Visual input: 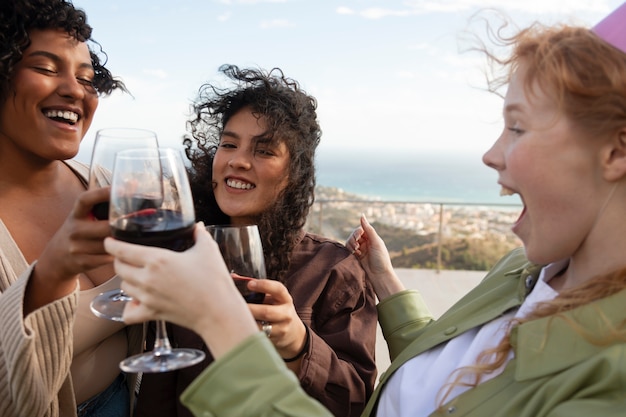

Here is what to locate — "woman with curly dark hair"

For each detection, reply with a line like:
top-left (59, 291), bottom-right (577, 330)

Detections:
top-left (0, 1), bottom-right (140, 417)
top-left (134, 65), bottom-right (378, 417)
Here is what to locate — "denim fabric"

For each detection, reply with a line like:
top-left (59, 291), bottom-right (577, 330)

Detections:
top-left (77, 373), bottom-right (129, 417)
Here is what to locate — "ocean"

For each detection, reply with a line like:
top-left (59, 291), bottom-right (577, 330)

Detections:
top-left (315, 148), bottom-right (521, 206)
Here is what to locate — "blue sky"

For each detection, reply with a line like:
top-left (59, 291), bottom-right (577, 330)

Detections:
top-left (72, 0), bottom-right (624, 163)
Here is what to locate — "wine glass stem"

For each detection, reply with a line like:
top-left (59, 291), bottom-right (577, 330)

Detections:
top-left (153, 320), bottom-right (173, 357)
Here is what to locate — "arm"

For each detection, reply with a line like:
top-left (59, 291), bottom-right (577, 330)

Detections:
top-left (25, 186), bottom-right (113, 314)
top-left (181, 333), bottom-right (332, 417)
top-left (105, 224), bottom-right (334, 417)
top-left (376, 290), bottom-right (434, 360)
top-left (298, 263), bottom-right (377, 417)
top-left (0, 268), bottom-right (78, 417)
top-left (247, 237), bottom-right (377, 417)
top-left (0, 186), bottom-right (112, 417)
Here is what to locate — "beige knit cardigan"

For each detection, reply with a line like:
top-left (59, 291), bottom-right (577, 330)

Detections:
top-left (0, 160), bottom-right (143, 417)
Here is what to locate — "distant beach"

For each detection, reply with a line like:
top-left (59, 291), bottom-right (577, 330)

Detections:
top-left (315, 148), bottom-right (522, 206)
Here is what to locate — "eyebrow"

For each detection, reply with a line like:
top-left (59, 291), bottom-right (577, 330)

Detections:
top-left (503, 103), bottom-right (524, 114)
top-left (26, 50), bottom-right (94, 71)
top-left (221, 129), bottom-right (271, 143)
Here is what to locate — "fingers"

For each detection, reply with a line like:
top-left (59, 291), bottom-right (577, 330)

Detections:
top-left (104, 237), bottom-right (152, 267)
top-left (122, 298), bottom-right (155, 324)
top-left (248, 279), bottom-right (291, 305)
top-left (360, 213), bottom-right (373, 231)
top-left (74, 187), bottom-right (110, 219)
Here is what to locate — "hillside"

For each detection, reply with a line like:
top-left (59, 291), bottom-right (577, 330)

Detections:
top-left (306, 186), bottom-right (522, 271)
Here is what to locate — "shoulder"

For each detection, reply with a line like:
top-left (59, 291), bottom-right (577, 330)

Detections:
top-left (64, 159), bottom-right (89, 181)
top-left (295, 232), bottom-right (357, 267)
top-left (288, 232), bottom-right (367, 289)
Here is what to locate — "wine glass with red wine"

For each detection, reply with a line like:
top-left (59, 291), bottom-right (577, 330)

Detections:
top-left (89, 128), bottom-right (158, 321)
top-left (106, 147), bottom-right (205, 373)
top-left (205, 225), bottom-right (267, 304)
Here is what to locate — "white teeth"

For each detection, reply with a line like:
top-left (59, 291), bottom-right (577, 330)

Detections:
top-left (44, 109), bottom-right (78, 123)
top-left (500, 186), bottom-right (515, 196)
top-left (226, 179), bottom-right (254, 190)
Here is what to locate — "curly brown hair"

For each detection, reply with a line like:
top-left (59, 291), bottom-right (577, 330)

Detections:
top-left (184, 64), bottom-right (321, 282)
top-left (0, 0), bottom-right (125, 102)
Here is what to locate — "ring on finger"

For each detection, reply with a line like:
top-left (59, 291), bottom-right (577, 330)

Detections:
top-left (262, 321), bottom-right (272, 337)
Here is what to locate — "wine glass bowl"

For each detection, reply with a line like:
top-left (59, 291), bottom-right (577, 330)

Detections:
top-left (107, 147), bottom-right (205, 373)
top-left (88, 128), bottom-right (159, 220)
top-left (206, 224), bottom-right (267, 304)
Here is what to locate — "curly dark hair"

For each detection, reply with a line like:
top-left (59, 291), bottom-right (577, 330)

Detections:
top-left (0, 0), bottom-right (125, 102)
top-left (184, 64), bottom-right (321, 282)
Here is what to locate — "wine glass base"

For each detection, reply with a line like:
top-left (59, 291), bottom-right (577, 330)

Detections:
top-left (120, 348), bottom-right (206, 373)
top-left (90, 289), bottom-right (131, 322)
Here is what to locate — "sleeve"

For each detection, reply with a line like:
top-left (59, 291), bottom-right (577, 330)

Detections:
top-left (296, 257), bottom-right (378, 417)
top-left (547, 399), bottom-right (626, 417)
top-left (0, 265), bottom-right (78, 417)
top-left (377, 289), bottom-right (434, 360)
top-left (181, 332), bottom-right (332, 417)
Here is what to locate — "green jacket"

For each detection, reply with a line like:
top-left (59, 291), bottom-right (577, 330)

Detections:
top-left (181, 248), bottom-right (626, 416)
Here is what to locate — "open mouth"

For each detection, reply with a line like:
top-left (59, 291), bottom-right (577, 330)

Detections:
top-left (226, 178), bottom-right (255, 190)
top-left (44, 109), bottom-right (79, 125)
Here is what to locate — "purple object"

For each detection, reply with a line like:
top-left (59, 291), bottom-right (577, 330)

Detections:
top-left (592, 2), bottom-right (626, 54)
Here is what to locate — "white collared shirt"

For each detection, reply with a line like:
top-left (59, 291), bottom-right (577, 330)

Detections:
top-left (376, 261), bottom-right (563, 417)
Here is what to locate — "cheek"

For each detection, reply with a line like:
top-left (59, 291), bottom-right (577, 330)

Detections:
top-left (82, 95), bottom-right (99, 129)
top-left (212, 152), bottom-right (226, 172)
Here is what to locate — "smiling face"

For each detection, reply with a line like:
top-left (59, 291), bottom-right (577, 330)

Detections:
top-left (212, 106), bottom-right (290, 225)
top-left (482, 61), bottom-right (609, 265)
top-left (0, 29), bottom-right (98, 162)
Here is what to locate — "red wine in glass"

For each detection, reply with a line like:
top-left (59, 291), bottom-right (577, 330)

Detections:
top-left (111, 208), bottom-right (194, 252)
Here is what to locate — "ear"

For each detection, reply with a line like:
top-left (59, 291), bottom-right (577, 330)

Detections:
top-left (602, 128), bottom-right (626, 181)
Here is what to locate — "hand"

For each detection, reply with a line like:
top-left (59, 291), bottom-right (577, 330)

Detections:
top-left (105, 223), bottom-right (259, 359)
top-left (247, 279), bottom-right (307, 362)
top-left (346, 214), bottom-right (405, 300)
top-left (26, 187), bottom-right (113, 313)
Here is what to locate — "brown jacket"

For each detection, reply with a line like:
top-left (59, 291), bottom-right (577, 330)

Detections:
top-left (134, 232), bottom-right (377, 417)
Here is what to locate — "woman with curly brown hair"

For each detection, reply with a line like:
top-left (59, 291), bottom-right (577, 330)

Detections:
top-left (0, 1), bottom-right (140, 416)
top-left (133, 65), bottom-right (378, 417)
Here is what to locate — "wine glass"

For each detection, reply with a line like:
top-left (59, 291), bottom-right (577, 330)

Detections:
top-left (89, 128), bottom-right (159, 321)
top-left (109, 147), bottom-right (205, 373)
top-left (205, 225), bottom-right (267, 304)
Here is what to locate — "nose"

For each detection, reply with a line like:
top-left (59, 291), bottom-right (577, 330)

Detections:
top-left (482, 132), bottom-right (505, 171)
top-left (56, 72), bottom-right (86, 100)
top-left (228, 149), bottom-right (252, 170)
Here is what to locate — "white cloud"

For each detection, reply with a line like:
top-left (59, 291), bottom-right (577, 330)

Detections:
top-left (143, 69), bottom-right (168, 79)
top-left (219, 0), bottom-right (288, 4)
top-left (218, 12), bottom-right (232, 21)
top-left (259, 19), bottom-right (295, 29)
top-left (345, 0), bottom-right (615, 20)
top-left (336, 7), bottom-right (354, 15)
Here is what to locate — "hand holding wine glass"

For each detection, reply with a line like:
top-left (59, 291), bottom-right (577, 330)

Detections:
top-left (108, 147), bottom-right (205, 373)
